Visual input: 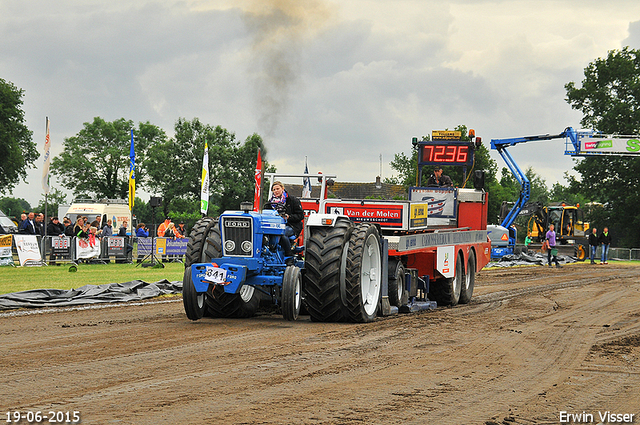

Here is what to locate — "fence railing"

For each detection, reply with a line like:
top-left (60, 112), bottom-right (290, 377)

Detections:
top-left (1, 235), bottom-right (188, 266)
top-left (584, 246), bottom-right (640, 261)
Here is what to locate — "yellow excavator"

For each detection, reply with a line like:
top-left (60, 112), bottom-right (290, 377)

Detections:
top-left (525, 202), bottom-right (589, 261)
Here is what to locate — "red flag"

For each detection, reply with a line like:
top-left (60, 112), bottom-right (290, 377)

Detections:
top-left (253, 149), bottom-right (263, 212)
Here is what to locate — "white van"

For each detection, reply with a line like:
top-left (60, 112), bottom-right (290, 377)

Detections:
top-left (65, 199), bottom-right (132, 235)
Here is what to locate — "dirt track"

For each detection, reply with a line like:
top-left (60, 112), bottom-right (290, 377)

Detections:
top-left (2, 263), bottom-right (639, 425)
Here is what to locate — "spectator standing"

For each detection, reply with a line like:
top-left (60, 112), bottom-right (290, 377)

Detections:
top-left (157, 218), bottom-right (172, 262)
top-left (524, 233), bottom-right (533, 247)
top-left (136, 223), bottom-right (149, 238)
top-left (163, 222), bottom-right (178, 262)
top-left (102, 220), bottom-right (113, 237)
top-left (118, 221), bottom-right (133, 262)
top-left (118, 221), bottom-right (128, 236)
top-left (588, 228), bottom-right (598, 264)
top-left (599, 227), bottom-right (612, 265)
top-left (157, 217), bottom-right (171, 238)
top-left (100, 219), bottom-right (114, 262)
top-left (64, 218), bottom-right (76, 237)
top-left (46, 217), bottom-right (65, 236)
top-left (73, 218), bottom-right (88, 238)
top-left (177, 222), bottom-right (188, 238)
top-left (135, 223), bottom-right (149, 264)
top-left (164, 222), bottom-right (176, 238)
top-left (18, 213), bottom-right (27, 229)
top-left (35, 213), bottom-right (45, 236)
top-left (545, 224), bottom-right (561, 268)
top-left (46, 217), bottom-right (66, 265)
top-left (20, 212), bottom-right (37, 234)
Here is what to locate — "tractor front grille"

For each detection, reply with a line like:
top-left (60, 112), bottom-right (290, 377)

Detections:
top-left (221, 216), bottom-right (253, 257)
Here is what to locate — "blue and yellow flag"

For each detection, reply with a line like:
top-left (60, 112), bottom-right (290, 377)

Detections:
top-left (129, 129), bottom-right (135, 211)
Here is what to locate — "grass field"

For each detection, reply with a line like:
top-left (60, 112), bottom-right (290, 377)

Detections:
top-left (0, 262), bottom-right (185, 295)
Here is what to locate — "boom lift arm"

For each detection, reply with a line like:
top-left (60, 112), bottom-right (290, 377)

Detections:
top-left (490, 130), bottom-right (574, 228)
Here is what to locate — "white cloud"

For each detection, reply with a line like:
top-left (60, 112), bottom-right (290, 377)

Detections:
top-left (2, 0), bottom-right (640, 208)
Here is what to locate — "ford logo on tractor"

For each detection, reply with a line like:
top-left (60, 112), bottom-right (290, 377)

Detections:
top-left (224, 220), bottom-right (250, 228)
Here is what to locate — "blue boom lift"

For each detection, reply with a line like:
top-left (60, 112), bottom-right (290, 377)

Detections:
top-left (488, 126), bottom-right (640, 259)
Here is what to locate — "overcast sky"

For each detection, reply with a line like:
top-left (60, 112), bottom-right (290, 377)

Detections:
top-left (2, 0), bottom-right (640, 208)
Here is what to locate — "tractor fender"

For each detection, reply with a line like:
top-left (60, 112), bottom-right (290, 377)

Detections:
top-left (306, 213), bottom-right (351, 228)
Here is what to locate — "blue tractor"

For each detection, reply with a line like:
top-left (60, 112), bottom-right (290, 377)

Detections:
top-left (182, 202), bottom-right (303, 321)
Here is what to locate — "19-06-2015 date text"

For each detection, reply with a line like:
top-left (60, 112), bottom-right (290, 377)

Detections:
top-left (5, 411), bottom-right (80, 423)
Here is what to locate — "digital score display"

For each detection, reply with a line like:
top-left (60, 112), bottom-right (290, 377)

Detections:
top-left (419, 143), bottom-right (472, 166)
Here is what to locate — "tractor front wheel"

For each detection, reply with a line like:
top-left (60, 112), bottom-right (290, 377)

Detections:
top-left (182, 267), bottom-right (206, 320)
top-left (282, 266), bottom-right (302, 321)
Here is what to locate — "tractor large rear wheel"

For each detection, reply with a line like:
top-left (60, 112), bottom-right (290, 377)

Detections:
top-left (304, 217), bottom-right (353, 322)
top-left (428, 251), bottom-right (463, 306)
top-left (345, 223), bottom-right (382, 322)
top-left (185, 217), bottom-right (259, 318)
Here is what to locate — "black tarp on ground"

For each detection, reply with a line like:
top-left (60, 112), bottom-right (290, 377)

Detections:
top-left (0, 280), bottom-right (183, 310)
top-left (488, 252), bottom-right (577, 268)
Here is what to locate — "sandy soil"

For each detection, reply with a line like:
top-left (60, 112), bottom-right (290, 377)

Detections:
top-left (1, 263), bottom-right (639, 425)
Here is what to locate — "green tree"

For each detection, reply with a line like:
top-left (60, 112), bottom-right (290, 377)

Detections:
top-left (51, 117), bottom-right (166, 200)
top-left (36, 188), bottom-right (68, 218)
top-left (565, 47), bottom-right (640, 247)
top-left (0, 197), bottom-right (31, 218)
top-left (0, 78), bottom-right (38, 192)
top-left (145, 118), bottom-right (273, 218)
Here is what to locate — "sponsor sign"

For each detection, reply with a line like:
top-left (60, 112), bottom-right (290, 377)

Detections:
top-left (76, 237), bottom-right (100, 259)
top-left (106, 236), bottom-right (125, 256)
top-left (410, 203), bottom-right (428, 228)
top-left (137, 238), bottom-right (188, 256)
top-left (156, 237), bottom-right (166, 255)
top-left (397, 230), bottom-right (487, 253)
top-left (437, 246), bottom-right (455, 278)
top-left (432, 130), bottom-right (461, 140)
top-left (325, 202), bottom-right (404, 228)
top-left (14, 235), bottom-right (43, 267)
top-left (51, 236), bottom-right (72, 260)
top-left (582, 137), bottom-right (640, 154)
top-left (410, 187), bottom-right (457, 226)
top-left (0, 234), bottom-right (14, 266)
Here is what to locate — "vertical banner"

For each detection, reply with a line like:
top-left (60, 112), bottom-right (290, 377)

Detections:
top-left (129, 129), bottom-right (135, 211)
top-left (42, 117), bottom-right (51, 194)
top-left (253, 149), bottom-right (263, 212)
top-left (14, 235), bottom-right (43, 267)
top-left (200, 141), bottom-right (209, 214)
top-left (302, 156), bottom-right (312, 198)
top-left (0, 235), bottom-right (14, 266)
top-left (156, 238), bottom-right (167, 256)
